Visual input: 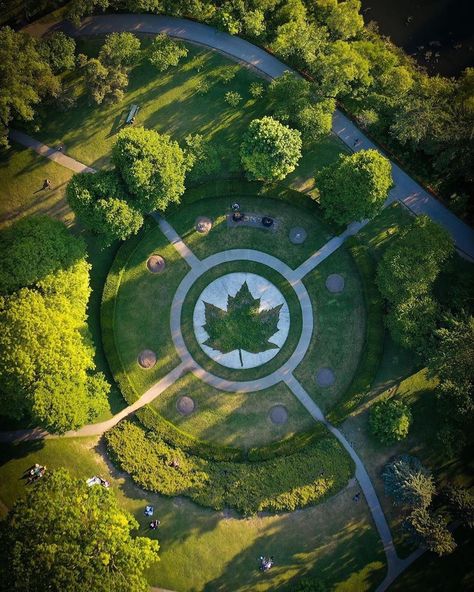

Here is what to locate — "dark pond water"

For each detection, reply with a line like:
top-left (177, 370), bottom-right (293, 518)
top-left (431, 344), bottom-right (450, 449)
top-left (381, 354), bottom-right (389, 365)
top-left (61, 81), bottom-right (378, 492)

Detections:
top-left (361, 0), bottom-right (474, 77)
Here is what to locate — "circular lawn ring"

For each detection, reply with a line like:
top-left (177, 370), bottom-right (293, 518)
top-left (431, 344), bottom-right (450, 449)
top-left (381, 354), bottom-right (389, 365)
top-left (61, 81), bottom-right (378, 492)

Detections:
top-left (289, 227), bottom-right (307, 244)
top-left (195, 216), bottom-right (212, 234)
top-left (176, 396), bottom-right (195, 415)
top-left (269, 404), bottom-right (288, 425)
top-left (138, 349), bottom-right (157, 369)
top-left (325, 274), bottom-right (345, 294)
top-left (147, 255), bottom-right (166, 274)
top-left (316, 367), bottom-right (335, 387)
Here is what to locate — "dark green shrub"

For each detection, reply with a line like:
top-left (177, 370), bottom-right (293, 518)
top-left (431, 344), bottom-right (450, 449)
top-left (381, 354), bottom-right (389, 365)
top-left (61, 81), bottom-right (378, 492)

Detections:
top-left (369, 399), bottom-right (412, 444)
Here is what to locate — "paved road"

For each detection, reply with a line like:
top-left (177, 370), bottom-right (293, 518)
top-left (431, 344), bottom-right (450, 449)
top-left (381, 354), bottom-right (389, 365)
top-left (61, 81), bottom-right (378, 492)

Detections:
top-left (22, 13), bottom-right (474, 261)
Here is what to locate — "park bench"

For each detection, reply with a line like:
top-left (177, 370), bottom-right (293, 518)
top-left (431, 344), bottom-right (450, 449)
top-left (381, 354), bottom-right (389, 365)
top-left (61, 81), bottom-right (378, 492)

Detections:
top-left (126, 104), bottom-right (139, 125)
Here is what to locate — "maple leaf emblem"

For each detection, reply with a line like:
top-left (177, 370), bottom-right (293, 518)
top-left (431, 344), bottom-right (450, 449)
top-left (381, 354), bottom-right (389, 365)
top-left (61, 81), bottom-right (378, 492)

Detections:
top-left (202, 281), bottom-right (283, 367)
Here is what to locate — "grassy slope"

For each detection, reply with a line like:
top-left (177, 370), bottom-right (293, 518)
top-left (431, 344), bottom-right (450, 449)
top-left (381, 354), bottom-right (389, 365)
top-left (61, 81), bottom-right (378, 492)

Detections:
top-left (0, 437), bottom-right (385, 592)
top-left (150, 374), bottom-right (314, 449)
top-left (294, 246), bottom-right (366, 414)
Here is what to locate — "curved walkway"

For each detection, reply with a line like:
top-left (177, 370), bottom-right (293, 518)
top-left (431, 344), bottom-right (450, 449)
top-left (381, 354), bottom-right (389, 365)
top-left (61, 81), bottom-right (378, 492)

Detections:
top-left (22, 13), bottom-right (474, 261)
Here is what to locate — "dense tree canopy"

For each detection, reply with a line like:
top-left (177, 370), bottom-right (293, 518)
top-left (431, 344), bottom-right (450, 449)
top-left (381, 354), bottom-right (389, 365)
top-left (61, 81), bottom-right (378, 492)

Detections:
top-left (405, 507), bottom-right (456, 556)
top-left (382, 455), bottom-right (435, 509)
top-left (240, 116), bottom-right (302, 181)
top-left (40, 32), bottom-right (76, 73)
top-left (369, 399), bottom-right (412, 444)
top-left (67, 170), bottom-right (144, 244)
top-left (318, 149), bottom-right (392, 225)
top-left (0, 217), bottom-right (109, 432)
top-left (148, 33), bottom-right (188, 71)
top-left (377, 216), bottom-right (454, 304)
top-left (113, 126), bottom-right (187, 211)
top-left (98, 32), bottom-right (141, 67)
top-left (0, 216), bottom-right (85, 294)
top-left (268, 72), bottom-right (335, 141)
top-left (0, 469), bottom-right (159, 592)
top-left (0, 26), bottom-right (59, 146)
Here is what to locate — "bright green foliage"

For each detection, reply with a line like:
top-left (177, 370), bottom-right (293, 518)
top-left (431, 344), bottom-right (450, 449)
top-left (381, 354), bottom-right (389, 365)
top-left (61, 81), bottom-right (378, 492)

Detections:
top-left (106, 420), bottom-right (353, 516)
top-left (318, 149), bottom-right (392, 225)
top-left (113, 126), bottom-right (186, 211)
top-left (272, 18), bottom-right (327, 70)
top-left (66, 170), bottom-right (143, 244)
top-left (405, 507), bottom-right (457, 556)
top-left (218, 65), bottom-right (237, 84)
top-left (40, 32), bottom-right (76, 73)
top-left (213, 7), bottom-right (241, 35)
top-left (382, 455), bottom-right (435, 509)
top-left (314, 0), bottom-right (364, 40)
top-left (148, 33), bottom-right (188, 71)
top-left (0, 216), bottom-right (85, 294)
top-left (183, 133), bottom-right (220, 180)
top-left (99, 32), bottom-right (141, 68)
top-left (268, 72), bottom-right (335, 141)
top-left (0, 469), bottom-right (159, 591)
top-left (0, 217), bottom-right (109, 432)
top-left (377, 216), bottom-right (454, 304)
top-left (0, 26), bottom-right (59, 146)
top-left (240, 116), bottom-right (302, 181)
top-left (84, 57), bottom-right (128, 104)
top-left (242, 9), bottom-right (266, 38)
top-left (369, 399), bottom-right (412, 444)
top-left (443, 485), bottom-right (474, 529)
top-left (249, 82), bottom-right (265, 98)
top-left (386, 295), bottom-right (439, 353)
top-left (224, 90), bottom-right (242, 106)
top-left (203, 281), bottom-right (282, 367)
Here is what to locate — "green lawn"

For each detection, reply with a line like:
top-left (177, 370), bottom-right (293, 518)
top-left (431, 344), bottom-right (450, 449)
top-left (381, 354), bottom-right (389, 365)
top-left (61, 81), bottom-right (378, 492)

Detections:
top-left (150, 373), bottom-right (314, 449)
top-left (31, 37), bottom-right (345, 188)
top-left (0, 143), bottom-right (74, 229)
top-left (294, 247), bottom-right (366, 414)
top-left (0, 437), bottom-right (385, 591)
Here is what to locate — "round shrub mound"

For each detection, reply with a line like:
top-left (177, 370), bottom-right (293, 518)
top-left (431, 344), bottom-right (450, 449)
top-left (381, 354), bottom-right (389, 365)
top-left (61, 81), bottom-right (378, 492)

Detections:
top-left (240, 116), bottom-right (302, 181)
top-left (370, 398), bottom-right (412, 444)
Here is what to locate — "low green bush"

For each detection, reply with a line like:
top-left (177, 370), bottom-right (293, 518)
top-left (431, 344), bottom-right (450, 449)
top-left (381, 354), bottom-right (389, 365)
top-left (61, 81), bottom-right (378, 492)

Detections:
top-left (106, 420), bottom-right (353, 516)
top-left (370, 399), bottom-right (412, 444)
top-left (328, 238), bottom-right (385, 424)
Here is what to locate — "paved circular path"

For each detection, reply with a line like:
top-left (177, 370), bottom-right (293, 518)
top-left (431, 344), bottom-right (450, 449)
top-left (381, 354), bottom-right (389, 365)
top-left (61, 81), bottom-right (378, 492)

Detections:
top-left (170, 249), bottom-right (313, 392)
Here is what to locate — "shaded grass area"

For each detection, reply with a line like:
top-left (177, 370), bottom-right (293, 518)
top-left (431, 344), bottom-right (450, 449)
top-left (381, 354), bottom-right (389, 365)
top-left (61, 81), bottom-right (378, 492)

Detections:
top-left (388, 527), bottom-right (474, 592)
top-left (0, 143), bottom-right (74, 229)
top-left (342, 369), bottom-right (474, 557)
top-left (150, 374), bottom-right (314, 449)
top-left (181, 260), bottom-right (302, 381)
top-left (0, 436), bottom-right (385, 592)
top-left (294, 247), bottom-right (366, 414)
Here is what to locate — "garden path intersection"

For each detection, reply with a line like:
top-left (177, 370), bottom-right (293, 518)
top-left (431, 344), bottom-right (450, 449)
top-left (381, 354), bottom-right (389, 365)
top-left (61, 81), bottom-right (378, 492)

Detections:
top-left (3, 13), bottom-right (458, 589)
top-left (1, 214), bottom-right (421, 591)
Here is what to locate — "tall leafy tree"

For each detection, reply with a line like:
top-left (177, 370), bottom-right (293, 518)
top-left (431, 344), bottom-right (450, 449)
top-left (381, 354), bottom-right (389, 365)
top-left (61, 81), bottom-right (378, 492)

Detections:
top-left (113, 126), bottom-right (187, 211)
top-left (0, 469), bottom-right (159, 592)
top-left (240, 116), bottom-right (302, 181)
top-left (382, 455), bottom-right (435, 509)
top-left (369, 399), bottom-right (412, 444)
top-left (40, 32), bottom-right (76, 73)
top-left (99, 32), bottom-right (141, 68)
top-left (386, 294), bottom-right (439, 353)
top-left (443, 485), bottom-right (474, 529)
top-left (0, 26), bottom-right (59, 146)
top-left (0, 217), bottom-right (109, 432)
top-left (318, 149), bottom-right (392, 225)
top-left (405, 507), bottom-right (456, 556)
top-left (313, 0), bottom-right (364, 40)
top-left (377, 216), bottom-right (454, 304)
top-left (148, 33), bottom-right (188, 71)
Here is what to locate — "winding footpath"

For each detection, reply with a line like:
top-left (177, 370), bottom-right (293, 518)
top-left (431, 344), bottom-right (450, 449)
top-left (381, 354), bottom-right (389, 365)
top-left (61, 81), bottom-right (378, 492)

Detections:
top-left (18, 12), bottom-right (474, 261)
top-left (2, 13), bottom-right (448, 590)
